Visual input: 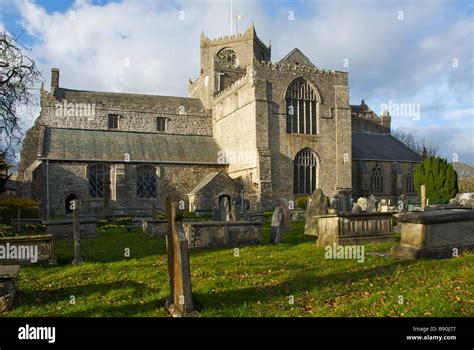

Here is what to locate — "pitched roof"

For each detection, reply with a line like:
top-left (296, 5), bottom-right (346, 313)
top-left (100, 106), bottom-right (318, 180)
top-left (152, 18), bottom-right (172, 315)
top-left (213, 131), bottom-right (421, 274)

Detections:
top-left (54, 88), bottom-right (207, 112)
top-left (352, 132), bottom-right (424, 162)
top-left (279, 48), bottom-right (316, 68)
top-left (42, 127), bottom-right (224, 165)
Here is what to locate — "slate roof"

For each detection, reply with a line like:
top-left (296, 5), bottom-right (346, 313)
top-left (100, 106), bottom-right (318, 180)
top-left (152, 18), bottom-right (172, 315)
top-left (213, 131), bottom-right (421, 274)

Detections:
top-left (279, 48), bottom-right (316, 68)
top-left (42, 127), bottom-right (224, 164)
top-left (352, 132), bottom-right (424, 162)
top-left (54, 88), bottom-right (207, 111)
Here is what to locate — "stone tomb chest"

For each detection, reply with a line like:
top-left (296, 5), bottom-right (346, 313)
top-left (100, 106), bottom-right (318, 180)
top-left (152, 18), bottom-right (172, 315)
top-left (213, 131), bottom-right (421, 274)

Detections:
top-left (182, 221), bottom-right (261, 249)
top-left (315, 212), bottom-right (395, 247)
top-left (391, 209), bottom-right (474, 259)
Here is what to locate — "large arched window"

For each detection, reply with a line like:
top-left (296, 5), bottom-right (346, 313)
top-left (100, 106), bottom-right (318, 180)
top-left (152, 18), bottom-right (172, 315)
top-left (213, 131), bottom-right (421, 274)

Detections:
top-left (294, 148), bottom-right (317, 195)
top-left (88, 164), bottom-right (110, 198)
top-left (216, 47), bottom-right (238, 67)
top-left (370, 163), bottom-right (384, 194)
top-left (406, 166), bottom-right (415, 193)
top-left (286, 78), bottom-right (317, 134)
top-left (136, 165), bottom-right (157, 198)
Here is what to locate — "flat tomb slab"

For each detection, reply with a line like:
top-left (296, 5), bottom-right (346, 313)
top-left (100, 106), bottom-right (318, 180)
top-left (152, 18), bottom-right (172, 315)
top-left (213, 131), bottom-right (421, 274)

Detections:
top-left (391, 209), bottom-right (474, 259)
top-left (183, 221), bottom-right (261, 249)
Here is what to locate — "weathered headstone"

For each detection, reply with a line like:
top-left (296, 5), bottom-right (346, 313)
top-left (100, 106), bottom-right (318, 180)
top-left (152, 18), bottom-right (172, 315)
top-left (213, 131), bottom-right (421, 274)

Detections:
top-left (165, 197), bottom-right (197, 317)
top-left (304, 189), bottom-right (328, 236)
top-left (351, 204), bottom-right (362, 214)
top-left (71, 200), bottom-right (84, 265)
top-left (0, 265), bottom-right (20, 313)
top-left (332, 188), bottom-right (352, 213)
top-left (398, 194), bottom-right (409, 212)
top-left (270, 206), bottom-right (285, 243)
top-left (356, 197), bottom-right (368, 211)
top-left (420, 184), bottom-right (426, 210)
top-left (278, 198), bottom-right (292, 229)
top-left (367, 194), bottom-right (377, 213)
top-left (380, 199), bottom-right (389, 213)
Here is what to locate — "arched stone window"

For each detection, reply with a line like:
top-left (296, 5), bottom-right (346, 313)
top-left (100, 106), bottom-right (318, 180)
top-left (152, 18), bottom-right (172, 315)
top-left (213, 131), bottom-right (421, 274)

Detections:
top-left (88, 164), bottom-right (110, 198)
top-left (286, 77), bottom-right (317, 134)
top-left (216, 48), bottom-right (238, 67)
top-left (136, 165), bottom-right (157, 198)
top-left (294, 148), bottom-right (317, 195)
top-left (406, 166), bottom-right (415, 193)
top-left (370, 163), bottom-right (384, 194)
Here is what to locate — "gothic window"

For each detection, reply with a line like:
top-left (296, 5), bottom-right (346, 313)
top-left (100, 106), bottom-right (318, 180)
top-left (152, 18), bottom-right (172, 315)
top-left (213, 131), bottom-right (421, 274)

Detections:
top-left (286, 78), bottom-right (317, 134)
top-left (406, 166), bottom-right (415, 193)
top-left (216, 48), bottom-right (237, 67)
top-left (136, 165), bottom-right (156, 198)
top-left (157, 117), bottom-right (167, 131)
top-left (370, 163), bottom-right (384, 194)
top-left (108, 114), bottom-right (119, 129)
top-left (88, 164), bottom-right (110, 198)
top-left (294, 148), bottom-right (317, 195)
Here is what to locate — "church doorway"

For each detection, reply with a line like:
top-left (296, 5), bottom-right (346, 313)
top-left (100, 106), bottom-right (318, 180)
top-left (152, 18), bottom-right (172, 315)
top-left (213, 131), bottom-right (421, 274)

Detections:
top-left (218, 195), bottom-right (231, 221)
top-left (65, 193), bottom-right (78, 214)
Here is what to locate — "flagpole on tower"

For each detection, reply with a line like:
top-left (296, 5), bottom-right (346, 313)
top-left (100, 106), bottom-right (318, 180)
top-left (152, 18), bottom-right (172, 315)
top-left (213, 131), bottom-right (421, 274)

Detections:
top-left (230, 0), bottom-right (233, 35)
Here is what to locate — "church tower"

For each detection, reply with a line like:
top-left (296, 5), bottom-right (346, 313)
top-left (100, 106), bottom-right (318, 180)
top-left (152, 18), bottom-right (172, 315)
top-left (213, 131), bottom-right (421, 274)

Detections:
top-left (189, 24), bottom-right (271, 108)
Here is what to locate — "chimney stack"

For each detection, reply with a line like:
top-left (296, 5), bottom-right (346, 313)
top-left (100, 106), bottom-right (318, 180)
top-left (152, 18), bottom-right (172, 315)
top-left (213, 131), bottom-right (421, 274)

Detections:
top-left (51, 68), bottom-right (60, 89)
top-left (380, 109), bottom-right (391, 134)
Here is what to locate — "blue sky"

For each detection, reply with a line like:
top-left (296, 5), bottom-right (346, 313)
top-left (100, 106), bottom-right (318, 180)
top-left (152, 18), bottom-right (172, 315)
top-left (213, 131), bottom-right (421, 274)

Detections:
top-left (1, 0), bottom-right (473, 165)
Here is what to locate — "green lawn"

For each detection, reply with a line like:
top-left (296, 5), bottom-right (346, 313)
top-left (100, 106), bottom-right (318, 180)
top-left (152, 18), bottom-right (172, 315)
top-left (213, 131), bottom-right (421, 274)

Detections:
top-left (6, 218), bottom-right (473, 317)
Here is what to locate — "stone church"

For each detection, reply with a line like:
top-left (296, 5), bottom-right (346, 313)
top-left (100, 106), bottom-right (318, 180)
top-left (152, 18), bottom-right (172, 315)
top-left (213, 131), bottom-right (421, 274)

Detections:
top-left (17, 25), bottom-right (422, 216)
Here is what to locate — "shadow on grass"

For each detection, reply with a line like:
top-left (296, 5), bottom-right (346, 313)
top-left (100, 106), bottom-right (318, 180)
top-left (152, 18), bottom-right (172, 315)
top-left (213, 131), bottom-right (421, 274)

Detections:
top-left (193, 259), bottom-right (415, 313)
top-left (17, 280), bottom-right (167, 317)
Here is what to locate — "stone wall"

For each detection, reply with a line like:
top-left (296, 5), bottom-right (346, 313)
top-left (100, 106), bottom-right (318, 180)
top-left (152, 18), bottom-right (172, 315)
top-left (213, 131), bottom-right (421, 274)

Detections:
top-left (30, 161), bottom-right (225, 216)
top-left (352, 160), bottom-right (419, 201)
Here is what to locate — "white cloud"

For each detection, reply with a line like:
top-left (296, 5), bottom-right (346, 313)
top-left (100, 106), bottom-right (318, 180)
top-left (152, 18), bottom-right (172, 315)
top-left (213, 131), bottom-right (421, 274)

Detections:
top-left (5, 0), bottom-right (473, 165)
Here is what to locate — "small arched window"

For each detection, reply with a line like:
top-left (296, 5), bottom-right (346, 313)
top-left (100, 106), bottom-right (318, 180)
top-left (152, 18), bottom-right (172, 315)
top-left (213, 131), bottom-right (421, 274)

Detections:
top-left (216, 48), bottom-right (238, 67)
top-left (294, 148), bottom-right (318, 195)
top-left (88, 164), bottom-right (110, 198)
top-left (406, 166), bottom-right (415, 193)
top-left (370, 163), bottom-right (384, 194)
top-left (136, 165), bottom-right (157, 198)
top-left (286, 78), bottom-right (317, 134)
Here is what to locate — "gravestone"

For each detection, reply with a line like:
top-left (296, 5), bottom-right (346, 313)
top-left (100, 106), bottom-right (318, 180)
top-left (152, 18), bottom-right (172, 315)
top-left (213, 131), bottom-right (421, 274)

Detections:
top-left (71, 200), bottom-right (84, 265)
top-left (398, 194), bottom-right (409, 212)
top-left (420, 184), bottom-right (427, 210)
top-left (356, 197), bottom-right (368, 211)
top-left (304, 189), bottom-right (328, 236)
top-left (270, 206), bottom-right (285, 243)
top-left (380, 199), bottom-right (389, 213)
top-left (367, 194), bottom-right (377, 213)
top-left (0, 265), bottom-right (20, 313)
top-left (351, 204), bottom-right (362, 214)
top-left (278, 198), bottom-right (292, 229)
top-left (165, 197), bottom-right (197, 317)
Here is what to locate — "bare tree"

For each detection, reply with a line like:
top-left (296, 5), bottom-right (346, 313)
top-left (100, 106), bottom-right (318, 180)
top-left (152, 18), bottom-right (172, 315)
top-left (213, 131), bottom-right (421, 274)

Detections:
top-left (0, 31), bottom-right (42, 162)
top-left (392, 129), bottom-right (438, 158)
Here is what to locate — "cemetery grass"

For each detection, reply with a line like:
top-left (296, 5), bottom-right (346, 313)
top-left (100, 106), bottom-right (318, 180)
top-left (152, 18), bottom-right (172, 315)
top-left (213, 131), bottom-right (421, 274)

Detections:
top-left (7, 218), bottom-right (473, 317)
